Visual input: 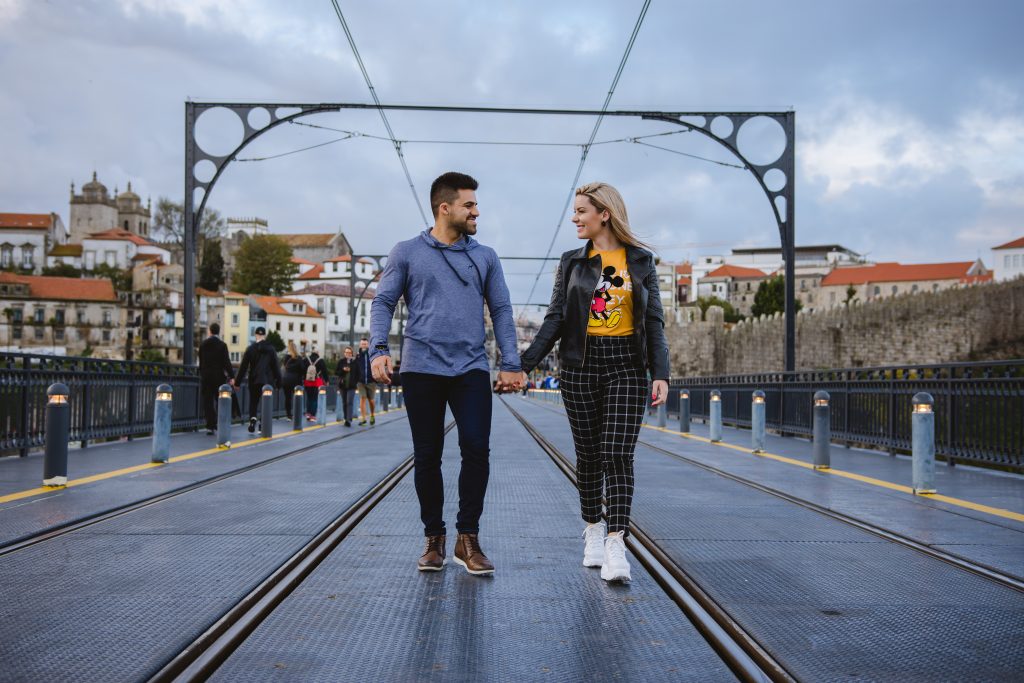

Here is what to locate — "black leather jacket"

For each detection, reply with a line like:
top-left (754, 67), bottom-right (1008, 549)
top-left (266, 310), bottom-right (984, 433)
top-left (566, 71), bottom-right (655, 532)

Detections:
top-left (521, 242), bottom-right (670, 380)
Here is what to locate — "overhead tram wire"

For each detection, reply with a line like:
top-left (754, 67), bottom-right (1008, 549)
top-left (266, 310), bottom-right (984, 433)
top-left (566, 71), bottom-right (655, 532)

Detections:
top-left (522, 0), bottom-right (652, 318)
top-left (329, 0), bottom-right (430, 227)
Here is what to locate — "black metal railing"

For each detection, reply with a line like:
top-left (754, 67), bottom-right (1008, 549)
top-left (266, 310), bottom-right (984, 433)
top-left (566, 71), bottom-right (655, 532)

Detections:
top-left (666, 360), bottom-right (1024, 471)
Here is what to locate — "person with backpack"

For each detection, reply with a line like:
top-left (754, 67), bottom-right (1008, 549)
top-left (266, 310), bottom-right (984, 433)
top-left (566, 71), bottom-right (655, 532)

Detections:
top-left (304, 350), bottom-right (327, 421)
top-left (281, 340), bottom-right (307, 421)
top-left (236, 327), bottom-right (283, 433)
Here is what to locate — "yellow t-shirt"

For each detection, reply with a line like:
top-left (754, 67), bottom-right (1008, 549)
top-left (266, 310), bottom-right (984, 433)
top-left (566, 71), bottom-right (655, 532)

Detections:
top-left (587, 248), bottom-right (633, 336)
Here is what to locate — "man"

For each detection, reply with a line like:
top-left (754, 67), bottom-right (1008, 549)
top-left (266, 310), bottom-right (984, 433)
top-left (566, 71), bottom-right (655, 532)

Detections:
top-left (370, 171), bottom-right (523, 576)
top-left (236, 326), bottom-right (282, 432)
top-left (352, 338), bottom-right (376, 426)
top-left (198, 322), bottom-right (234, 435)
top-left (337, 346), bottom-right (357, 427)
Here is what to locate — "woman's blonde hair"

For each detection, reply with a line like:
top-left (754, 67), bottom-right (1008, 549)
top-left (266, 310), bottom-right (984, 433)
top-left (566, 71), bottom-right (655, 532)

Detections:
top-left (576, 182), bottom-right (651, 251)
top-left (286, 340), bottom-right (298, 358)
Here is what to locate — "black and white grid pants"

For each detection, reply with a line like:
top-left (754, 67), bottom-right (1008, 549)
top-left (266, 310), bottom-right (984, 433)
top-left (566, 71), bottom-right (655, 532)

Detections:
top-left (560, 336), bottom-right (647, 535)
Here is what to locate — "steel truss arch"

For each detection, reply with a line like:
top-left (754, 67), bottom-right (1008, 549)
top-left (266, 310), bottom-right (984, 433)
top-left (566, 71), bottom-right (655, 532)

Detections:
top-left (184, 102), bottom-right (796, 369)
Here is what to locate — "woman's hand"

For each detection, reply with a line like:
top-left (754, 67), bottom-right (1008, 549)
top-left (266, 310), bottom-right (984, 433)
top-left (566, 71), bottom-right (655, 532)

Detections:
top-left (651, 380), bottom-right (669, 406)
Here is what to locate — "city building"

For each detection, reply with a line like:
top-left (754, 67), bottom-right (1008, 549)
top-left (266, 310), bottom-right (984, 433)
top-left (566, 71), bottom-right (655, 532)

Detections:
top-left (223, 291), bottom-right (251, 363)
top-left (655, 260), bottom-right (678, 311)
top-left (68, 172), bottom-right (151, 243)
top-left (277, 230), bottom-right (352, 265)
top-left (286, 282), bottom-right (404, 357)
top-left (992, 236), bottom-right (1024, 281)
top-left (818, 260), bottom-right (992, 308)
top-left (696, 264), bottom-right (770, 317)
top-left (252, 295), bottom-right (326, 354)
top-left (0, 213), bottom-right (67, 274)
top-left (127, 259), bottom-right (186, 362)
top-left (80, 228), bottom-right (170, 271)
top-left (0, 272), bottom-right (122, 356)
top-left (675, 263), bottom-right (692, 306)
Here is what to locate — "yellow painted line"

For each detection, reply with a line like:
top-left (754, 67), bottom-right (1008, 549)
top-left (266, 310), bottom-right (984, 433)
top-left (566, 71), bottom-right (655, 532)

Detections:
top-left (642, 423), bottom-right (1024, 523)
top-left (0, 408), bottom-right (408, 507)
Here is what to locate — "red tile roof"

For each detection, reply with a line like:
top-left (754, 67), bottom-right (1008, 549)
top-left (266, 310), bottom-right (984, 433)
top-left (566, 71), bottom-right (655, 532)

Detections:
top-left (677, 276), bottom-right (692, 285)
top-left (254, 295), bottom-right (324, 318)
top-left (993, 236), bottom-right (1024, 250)
top-left (87, 228), bottom-right (156, 247)
top-left (324, 255), bottom-right (352, 263)
top-left (277, 233), bottom-right (334, 247)
top-left (704, 264), bottom-right (768, 280)
top-left (0, 213), bottom-right (52, 230)
top-left (820, 262), bottom-right (993, 286)
top-left (675, 263), bottom-right (692, 275)
top-left (0, 272), bottom-right (117, 302)
top-left (297, 264), bottom-right (324, 280)
top-left (291, 256), bottom-right (316, 265)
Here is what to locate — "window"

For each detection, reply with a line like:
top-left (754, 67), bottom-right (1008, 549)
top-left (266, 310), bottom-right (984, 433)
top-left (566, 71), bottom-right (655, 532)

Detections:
top-left (12, 308), bottom-right (23, 323)
top-left (330, 299), bottom-right (336, 314)
top-left (55, 309), bottom-right (65, 324)
top-left (21, 245), bottom-right (34, 269)
top-left (288, 322), bottom-right (294, 332)
top-left (1015, 254), bottom-right (1021, 268)
top-left (830, 291), bottom-right (836, 303)
top-left (0, 243), bottom-right (13, 267)
top-left (34, 308), bottom-right (44, 323)
top-left (54, 328), bottom-right (64, 342)
top-left (231, 334), bottom-right (238, 345)
top-left (76, 309), bottom-right (85, 324)
top-left (932, 283), bottom-right (939, 291)
top-left (275, 322), bottom-right (281, 331)
top-left (34, 326), bottom-right (43, 340)
top-left (911, 284), bottom-right (918, 293)
top-left (103, 310), bottom-right (112, 325)
top-left (230, 351), bottom-right (240, 362)
top-left (1006, 255), bottom-right (1012, 268)
top-left (102, 329), bottom-right (110, 342)
top-left (300, 323), bottom-right (306, 332)
top-left (105, 251), bottom-right (116, 267)
top-left (317, 298), bottom-right (325, 313)
top-left (873, 286), bottom-right (880, 296)
top-left (124, 220), bottom-right (129, 230)
top-left (334, 315), bottom-right (338, 325)
top-left (231, 313), bottom-right (239, 325)
top-left (84, 251), bottom-right (95, 270)
top-left (312, 324), bottom-right (317, 333)
top-left (891, 285), bottom-right (898, 295)
top-left (12, 326), bottom-right (21, 340)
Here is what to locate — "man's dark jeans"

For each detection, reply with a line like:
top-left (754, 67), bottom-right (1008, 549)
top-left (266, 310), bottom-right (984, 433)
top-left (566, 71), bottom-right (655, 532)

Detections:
top-left (402, 370), bottom-right (492, 537)
top-left (201, 380), bottom-right (219, 431)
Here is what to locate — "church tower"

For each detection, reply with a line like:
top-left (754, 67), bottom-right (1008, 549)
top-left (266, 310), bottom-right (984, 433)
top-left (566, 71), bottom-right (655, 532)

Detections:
top-left (116, 182), bottom-right (151, 238)
top-left (69, 171), bottom-right (118, 243)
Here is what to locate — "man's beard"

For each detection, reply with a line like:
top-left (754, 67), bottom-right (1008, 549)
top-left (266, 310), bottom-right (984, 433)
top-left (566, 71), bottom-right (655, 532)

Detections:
top-left (450, 215), bottom-right (477, 236)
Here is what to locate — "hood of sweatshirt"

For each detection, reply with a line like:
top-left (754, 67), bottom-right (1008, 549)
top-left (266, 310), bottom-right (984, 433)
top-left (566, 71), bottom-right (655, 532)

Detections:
top-left (418, 229), bottom-right (484, 289)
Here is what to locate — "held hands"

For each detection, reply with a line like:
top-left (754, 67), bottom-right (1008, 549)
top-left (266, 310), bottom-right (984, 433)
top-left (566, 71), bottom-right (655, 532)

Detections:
top-left (494, 370), bottom-right (527, 393)
top-left (651, 380), bottom-right (669, 406)
top-left (371, 355), bottom-right (394, 385)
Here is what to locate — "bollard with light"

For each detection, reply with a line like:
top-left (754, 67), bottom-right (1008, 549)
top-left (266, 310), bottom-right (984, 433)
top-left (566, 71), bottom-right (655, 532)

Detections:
top-left (709, 390), bottom-right (722, 442)
top-left (152, 383), bottom-right (173, 464)
top-left (812, 390), bottom-right (831, 470)
top-left (912, 392), bottom-right (936, 494)
top-left (216, 384), bottom-right (232, 448)
top-left (292, 386), bottom-right (304, 432)
top-left (751, 390), bottom-right (766, 453)
top-left (397, 387), bottom-right (403, 409)
top-left (316, 385), bottom-right (327, 426)
top-left (260, 385), bottom-right (274, 438)
top-left (42, 383), bottom-right (70, 487)
top-left (679, 389), bottom-right (690, 433)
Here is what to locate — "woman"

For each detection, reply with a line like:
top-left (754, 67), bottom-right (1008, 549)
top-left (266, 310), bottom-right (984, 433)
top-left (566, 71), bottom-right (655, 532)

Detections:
top-left (304, 350), bottom-right (328, 421)
top-left (521, 182), bottom-right (669, 583)
top-left (281, 340), bottom-right (306, 421)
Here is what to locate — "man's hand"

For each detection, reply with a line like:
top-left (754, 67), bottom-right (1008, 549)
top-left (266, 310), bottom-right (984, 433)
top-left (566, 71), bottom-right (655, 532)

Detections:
top-left (496, 370), bottom-right (525, 393)
top-left (651, 380), bottom-right (669, 406)
top-left (371, 355), bottom-right (394, 385)
top-left (228, 378), bottom-right (235, 387)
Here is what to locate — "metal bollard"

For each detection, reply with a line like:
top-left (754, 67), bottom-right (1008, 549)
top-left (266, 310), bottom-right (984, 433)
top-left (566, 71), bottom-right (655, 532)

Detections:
top-left (656, 401), bottom-right (667, 428)
top-left (751, 390), bottom-right (766, 453)
top-left (317, 386), bottom-right (327, 426)
top-left (397, 387), bottom-right (403, 408)
top-left (292, 386), bottom-right (304, 432)
top-left (382, 387), bottom-right (390, 411)
top-left (42, 383), bottom-right (70, 486)
top-left (152, 383), bottom-right (172, 464)
top-left (709, 390), bottom-right (722, 442)
top-left (812, 390), bottom-right (831, 470)
top-left (217, 384), bottom-right (232, 448)
top-left (679, 389), bottom-right (690, 433)
top-left (335, 390), bottom-right (344, 422)
top-left (260, 385), bottom-right (273, 438)
top-left (912, 392), bottom-right (936, 494)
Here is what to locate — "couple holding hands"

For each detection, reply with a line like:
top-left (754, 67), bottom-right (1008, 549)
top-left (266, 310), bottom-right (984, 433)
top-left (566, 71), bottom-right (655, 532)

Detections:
top-left (369, 172), bottom-right (669, 583)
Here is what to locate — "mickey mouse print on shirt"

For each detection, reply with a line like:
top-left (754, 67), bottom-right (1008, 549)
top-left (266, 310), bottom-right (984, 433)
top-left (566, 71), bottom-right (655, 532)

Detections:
top-left (587, 248), bottom-right (634, 337)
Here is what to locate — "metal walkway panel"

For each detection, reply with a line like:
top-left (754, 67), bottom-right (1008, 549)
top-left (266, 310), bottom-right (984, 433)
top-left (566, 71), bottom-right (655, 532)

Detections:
top-left (210, 401), bottom-right (737, 682)
top-left (0, 422), bottom-right (414, 683)
top-left (510, 398), bottom-right (1024, 682)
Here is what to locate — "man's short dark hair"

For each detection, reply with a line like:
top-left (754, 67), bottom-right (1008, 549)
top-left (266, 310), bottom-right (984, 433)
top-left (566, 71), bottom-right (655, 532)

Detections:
top-left (430, 172), bottom-right (478, 218)
top-left (209, 322), bottom-right (220, 335)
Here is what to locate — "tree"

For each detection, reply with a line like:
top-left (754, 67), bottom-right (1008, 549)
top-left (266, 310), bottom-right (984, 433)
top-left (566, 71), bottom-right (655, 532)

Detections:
top-left (232, 234), bottom-right (298, 295)
top-left (751, 274), bottom-right (802, 318)
top-left (199, 239), bottom-right (226, 291)
top-left (151, 197), bottom-right (226, 259)
top-left (844, 285), bottom-right (858, 305)
top-left (91, 263), bottom-right (133, 292)
top-left (266, 329), bottom-right (286, 353)
top-left (137, 348), bottom-right (167, 363)
top-left (42, 263), bottom-right (82, 278)
top-left (696, 296), bottom-right (743, 323)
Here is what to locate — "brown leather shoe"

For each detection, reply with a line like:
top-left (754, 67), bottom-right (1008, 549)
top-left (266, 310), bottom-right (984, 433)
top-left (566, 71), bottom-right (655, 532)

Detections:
top-left (454, 533), bottom-right (495, 576)
top-left (417, 535), bottom-right (446, 572)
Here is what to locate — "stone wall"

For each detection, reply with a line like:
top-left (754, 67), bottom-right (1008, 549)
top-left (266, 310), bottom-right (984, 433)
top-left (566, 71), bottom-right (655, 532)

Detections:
top-left (666, 277), bottom-right (1024, 376)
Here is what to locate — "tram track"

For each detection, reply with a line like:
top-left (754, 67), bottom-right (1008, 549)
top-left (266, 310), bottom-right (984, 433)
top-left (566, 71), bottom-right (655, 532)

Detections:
top-left (502, 397), bottom-right (791, 683)
top-left (523, 395), bottom-right (1024, 593)
top-left (148, 421), bottom-right (455, 683)
top-left (0, 412), bottom-right (409, 558)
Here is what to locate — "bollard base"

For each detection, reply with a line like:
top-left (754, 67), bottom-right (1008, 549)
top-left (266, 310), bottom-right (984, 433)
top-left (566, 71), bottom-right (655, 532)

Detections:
top-left (913, 488), bottom-right (937, 495)
top-left (42, 476), bottom-right (68, 487)
top-left (218, 442), bottom-right (231, 449)
top-left (752, 448), bottom-right (763, 454)
top-left (813, 464), bottom-right (830, 471)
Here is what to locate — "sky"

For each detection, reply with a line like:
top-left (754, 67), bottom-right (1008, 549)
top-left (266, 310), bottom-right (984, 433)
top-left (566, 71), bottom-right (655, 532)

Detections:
top-left (1, 0), bottom-right (1022, 310)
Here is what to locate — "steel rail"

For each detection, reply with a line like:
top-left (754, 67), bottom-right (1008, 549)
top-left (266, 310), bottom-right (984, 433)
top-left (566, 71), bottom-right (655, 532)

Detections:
top-left (0, 412), bottom-right (408, 557)
top-left (501, 398), bottom-right (790, 683)
top-left (150, 421), bottom-right (455, 683)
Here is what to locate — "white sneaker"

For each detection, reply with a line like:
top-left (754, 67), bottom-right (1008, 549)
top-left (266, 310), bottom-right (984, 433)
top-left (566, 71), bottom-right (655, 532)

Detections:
top-left (582, 522), bottom-right (606, 567)
top-left (600, 531), bottom-right (631, 583)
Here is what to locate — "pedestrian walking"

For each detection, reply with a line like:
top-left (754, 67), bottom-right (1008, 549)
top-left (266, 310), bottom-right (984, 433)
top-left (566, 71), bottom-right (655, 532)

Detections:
top-left (352, 338), bottom-right (377, 426)
top-left (236, 326), bottom-right (282, 433)
top-left (520, 181), bottom-right (670, 583)
top-left (198, 322), bottom-right (234, 435)
top-left (304, 350), bottom-right (327, 421)
top-left (371, 171), bottom-right (523, 576)
top-left (281, 340), bottom-right (306, 421)
top-left (337, 346), bottom-right (357, 427)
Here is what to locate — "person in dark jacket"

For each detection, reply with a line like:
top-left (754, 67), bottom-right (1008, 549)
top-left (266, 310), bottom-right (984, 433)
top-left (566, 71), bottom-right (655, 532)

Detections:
top-left (520, 181), bottom-right (669, 584)
top-left (198, 322), bottom-right (234, 434)
top-left (281, 340), bottom-right (307, 420)
top-left (236, 326), bottom-right (282, 432)
top-left (336, 346), bottom-right (357, 426)
top-left (352, 338), bottom-right (376, 426)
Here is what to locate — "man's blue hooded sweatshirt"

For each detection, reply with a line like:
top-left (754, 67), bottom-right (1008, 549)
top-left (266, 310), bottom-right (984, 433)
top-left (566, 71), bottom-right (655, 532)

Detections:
top-left (369, 229), bottom-right (521, 376)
